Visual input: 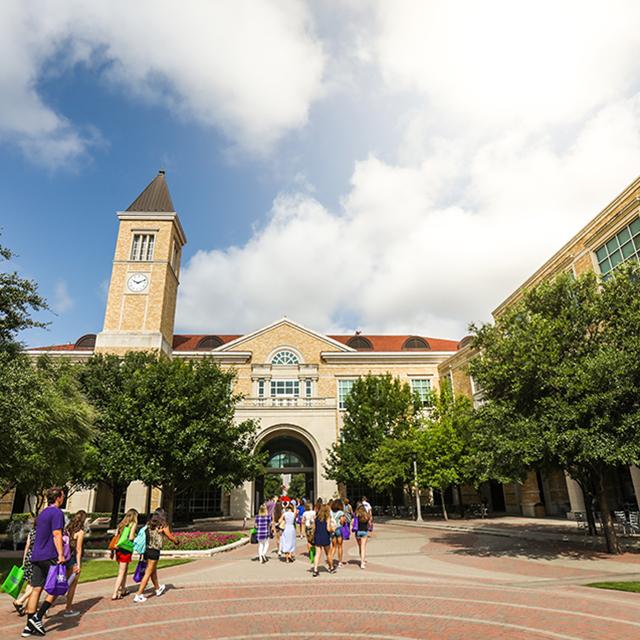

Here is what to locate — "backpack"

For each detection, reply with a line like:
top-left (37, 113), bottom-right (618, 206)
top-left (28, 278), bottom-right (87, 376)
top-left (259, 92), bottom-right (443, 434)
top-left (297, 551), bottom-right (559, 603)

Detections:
top-left (133, 525), bottom-right (147, 555)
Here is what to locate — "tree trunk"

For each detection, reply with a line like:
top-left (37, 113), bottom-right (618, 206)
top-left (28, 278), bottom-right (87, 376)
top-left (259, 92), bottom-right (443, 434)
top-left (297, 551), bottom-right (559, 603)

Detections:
top-left (110, 483), bottom-right (124, 529)
top-left (577, 480), bottom-right (598, 537)
top-left (596, 472), bottom-right (621, 554)
top-left (161, 483), bottom-right (176, 524)
top-left (145, 484), bottom-right (152, 516)
top-left (440, 487), bottom-right (448, 521)
top-left (456, 485), bottom-right (464, 517)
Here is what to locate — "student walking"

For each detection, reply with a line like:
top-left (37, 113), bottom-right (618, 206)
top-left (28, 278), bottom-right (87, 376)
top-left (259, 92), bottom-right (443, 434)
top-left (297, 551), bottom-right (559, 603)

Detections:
top-left (12, 520), bottom-right (36, 616)
top-left (278, 504), bottom-right (297, 562)
top-left (302, 502), bottom-right (316, 555)
top-left (111, 509), bottom-right (138, 601)
top-left (62, 511), bottom-right (87, 617)
top-left (21, 487), bottom-right (66, 638)
top-left (254, 504), bottom-right (272, 563)
top-left (330, 499), bottom-right (346, 568)
top-left (133, 511), bottom-right (178, 603)
top-left (273, 500), bottom-right (283, 555)
top-left (296, 499), bottom-right (306, 537)
top-left (355, 504), bottom-right (371, 569)
top-left (312, 504), bottom-right (335, 577)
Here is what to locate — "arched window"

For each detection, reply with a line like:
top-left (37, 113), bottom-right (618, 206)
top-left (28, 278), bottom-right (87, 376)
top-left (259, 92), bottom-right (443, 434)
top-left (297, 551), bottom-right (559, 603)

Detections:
top-left (74, 334), bottom-right (96, 350)
top-left (402, 336), bottom-right (430, 350)
top-left (196, 335), bottom-right (223, 350)
top-left (347, 336), bottom-right (373, 350)
top-left (271, 350), bottom-right (300, 365)
top-left (267, 451), bottom-right (305, 469)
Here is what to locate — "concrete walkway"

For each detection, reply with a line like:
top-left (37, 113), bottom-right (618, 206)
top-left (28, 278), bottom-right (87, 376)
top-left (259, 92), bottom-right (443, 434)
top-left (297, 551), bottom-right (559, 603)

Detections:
top-left (2, 522), bottom-right (640, 639)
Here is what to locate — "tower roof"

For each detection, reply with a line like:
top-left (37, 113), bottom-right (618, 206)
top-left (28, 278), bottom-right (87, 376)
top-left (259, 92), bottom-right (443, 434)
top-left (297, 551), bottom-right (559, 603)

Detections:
top-left (126, 170), bottom-right (175, 212)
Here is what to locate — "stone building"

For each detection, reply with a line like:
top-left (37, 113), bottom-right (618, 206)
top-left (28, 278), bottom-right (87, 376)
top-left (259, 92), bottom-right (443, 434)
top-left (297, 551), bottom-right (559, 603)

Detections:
top-left (5, 171), bottom-right (640, 520)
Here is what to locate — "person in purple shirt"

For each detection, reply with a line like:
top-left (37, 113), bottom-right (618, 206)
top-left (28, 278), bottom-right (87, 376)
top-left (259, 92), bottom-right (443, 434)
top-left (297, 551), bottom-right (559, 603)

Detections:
top-left (22, 487), bottom-right (66, 638)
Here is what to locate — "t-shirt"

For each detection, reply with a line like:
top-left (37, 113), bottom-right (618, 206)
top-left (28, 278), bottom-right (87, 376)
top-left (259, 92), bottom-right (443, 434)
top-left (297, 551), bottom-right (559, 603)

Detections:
top-left (302, 510), bottom-right (316, 528)
top-left (331, 509), bottom-right (345, 528)
top-left (31, 505), bottom-right (65, 562)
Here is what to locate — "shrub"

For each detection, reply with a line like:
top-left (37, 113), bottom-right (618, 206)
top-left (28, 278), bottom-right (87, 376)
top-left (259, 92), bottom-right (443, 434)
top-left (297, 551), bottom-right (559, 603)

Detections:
top-left (168, 531), bottom-right (244, 551)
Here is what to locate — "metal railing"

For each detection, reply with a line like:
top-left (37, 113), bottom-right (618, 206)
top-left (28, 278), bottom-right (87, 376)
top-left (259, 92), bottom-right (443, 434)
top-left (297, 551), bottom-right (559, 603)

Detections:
top-left (237, 397), bottom-right (336, 408)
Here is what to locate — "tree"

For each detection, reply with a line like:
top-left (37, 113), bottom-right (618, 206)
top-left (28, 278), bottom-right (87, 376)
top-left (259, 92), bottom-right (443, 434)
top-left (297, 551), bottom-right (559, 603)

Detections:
top-left (0, 239), bottom-right (49, 354)
top-left (127, 356), bottom-right (264, 522)
top-left (470, 265), bottom-right (640, 554)
top-left (78, 352), bottom-right (158, 526)
top-left (416, 388), bottom-right (475, 520)
top-left (287, 473), bottom-right (306, 499)
top-left (263, 474), bottom-right (283, 500)
top-left (324, 374), bottom-right (422, 491)
top-left (0, 354), bottom-right (95, 512)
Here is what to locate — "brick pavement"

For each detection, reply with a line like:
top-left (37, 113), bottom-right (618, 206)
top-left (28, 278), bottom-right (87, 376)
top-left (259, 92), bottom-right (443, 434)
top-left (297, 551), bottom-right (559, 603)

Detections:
top-left (2, 522), bottom-right (640, 639)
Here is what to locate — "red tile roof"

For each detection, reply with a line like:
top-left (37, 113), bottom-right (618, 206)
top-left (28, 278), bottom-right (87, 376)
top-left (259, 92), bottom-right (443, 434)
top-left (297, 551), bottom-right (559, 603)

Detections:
top-left (30, 333), bottom-right (460, 353)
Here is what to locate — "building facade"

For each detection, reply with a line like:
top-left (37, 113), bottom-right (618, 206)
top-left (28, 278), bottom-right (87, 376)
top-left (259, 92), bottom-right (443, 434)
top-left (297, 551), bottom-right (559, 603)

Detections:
top-left (8, 171), bottom-right (640, 521)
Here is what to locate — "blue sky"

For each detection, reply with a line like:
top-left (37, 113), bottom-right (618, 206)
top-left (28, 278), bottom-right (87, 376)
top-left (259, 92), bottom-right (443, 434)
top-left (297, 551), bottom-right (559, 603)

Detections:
top-left (2, 1), bottom-right (640, 348)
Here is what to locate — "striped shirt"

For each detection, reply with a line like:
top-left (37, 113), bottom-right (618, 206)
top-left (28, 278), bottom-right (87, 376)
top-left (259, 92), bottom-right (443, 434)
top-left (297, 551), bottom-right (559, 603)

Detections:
top-left (255, 515), bottom-right (272, 541)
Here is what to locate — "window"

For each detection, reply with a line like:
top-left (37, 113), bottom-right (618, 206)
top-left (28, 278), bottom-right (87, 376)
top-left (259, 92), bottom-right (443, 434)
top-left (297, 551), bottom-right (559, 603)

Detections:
top-left (171, 240), bottom-right (181, 273)
top-left (403, 336), bottom-right (429, 350)
top-left (268, 452), bottom-right (304, 468)
top-left (347, 336), bottom-right (373, 350)
top-left (130, 233), bottom-right (155, 261)
top-left (257, 379), bottom-right (265, 398)
top-left (271, 350), bottom-right (300, 365)
top-left (595, 217), bottom-right (640, 278)
top-left (305, 379), bottom-right (312, 398)
top-left (411, 379), bottom-right (432, 406)
top-left (270, 380), bottom-right (299, 397)
top-left (196, 335), bottom-right (223, 350)
top-left (338, 379), bottom-right (355, 409)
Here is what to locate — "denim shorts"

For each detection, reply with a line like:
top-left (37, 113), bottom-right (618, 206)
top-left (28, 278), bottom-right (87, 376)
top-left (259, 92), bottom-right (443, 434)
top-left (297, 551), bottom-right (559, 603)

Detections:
top-left (356, 531), bottom-right (368, 538)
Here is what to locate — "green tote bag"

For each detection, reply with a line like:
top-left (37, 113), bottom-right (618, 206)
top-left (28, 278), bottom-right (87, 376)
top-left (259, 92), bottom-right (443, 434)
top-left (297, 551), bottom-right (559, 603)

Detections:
top-left (1, 565), bottom-right (25, 599)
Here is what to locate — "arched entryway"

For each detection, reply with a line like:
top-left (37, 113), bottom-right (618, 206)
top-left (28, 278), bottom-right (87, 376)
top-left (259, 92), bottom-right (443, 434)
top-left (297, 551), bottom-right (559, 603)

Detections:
top-left (254, 429), bottom-right (316, 511)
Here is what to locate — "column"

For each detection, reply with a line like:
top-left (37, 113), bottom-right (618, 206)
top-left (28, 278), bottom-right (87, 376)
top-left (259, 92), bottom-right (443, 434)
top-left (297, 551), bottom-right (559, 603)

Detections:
top-left (629, 466), bottom-right (640, 508)
top-left (519, 471), bottom-right (542, 517)
top-left (67, 488), bottom-right (96, 513)
top-left (124, 481), bottom-right (149, 512)
top-left (564, 472), bottom-right (586, 520)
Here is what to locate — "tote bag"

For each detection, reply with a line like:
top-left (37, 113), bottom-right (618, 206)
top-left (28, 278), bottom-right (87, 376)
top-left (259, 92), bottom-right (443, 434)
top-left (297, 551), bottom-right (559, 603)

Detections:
top-left (1, 565), bottom-right (24, 599)
top-left (133, 558), bottom-right (147, 583)
top-left (44, 564), bottom-right (68, 597)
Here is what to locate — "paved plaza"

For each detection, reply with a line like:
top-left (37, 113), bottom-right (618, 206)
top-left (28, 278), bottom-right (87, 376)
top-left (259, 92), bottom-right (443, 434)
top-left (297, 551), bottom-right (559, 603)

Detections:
top-left (3, 522), bottom-right (640, 639)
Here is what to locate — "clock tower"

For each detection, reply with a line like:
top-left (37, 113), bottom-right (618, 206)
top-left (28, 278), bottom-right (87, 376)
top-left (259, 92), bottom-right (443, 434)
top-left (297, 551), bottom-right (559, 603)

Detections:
top-left (95, 170), bottom-right (187, 356)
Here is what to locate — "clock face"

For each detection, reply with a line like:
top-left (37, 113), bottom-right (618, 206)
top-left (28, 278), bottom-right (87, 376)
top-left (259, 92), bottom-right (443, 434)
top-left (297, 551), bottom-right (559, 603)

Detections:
top-left (127, 273), bottom-right (149, 293)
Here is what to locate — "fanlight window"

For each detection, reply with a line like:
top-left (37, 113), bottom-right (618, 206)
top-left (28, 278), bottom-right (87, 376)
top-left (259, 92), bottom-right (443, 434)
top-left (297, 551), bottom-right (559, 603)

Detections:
top-left (347, 336), bottom-right (373, 350)
top-left (271, 350), bottom-right (300, 365)
top-left (403, 336), bottom-right (429, 350)
top-left (74, 334), bottom-right (96, 350)
top-left (268, 452), bottom-right (304, 469)
top-left (196, 335), bottom-right (223, 350)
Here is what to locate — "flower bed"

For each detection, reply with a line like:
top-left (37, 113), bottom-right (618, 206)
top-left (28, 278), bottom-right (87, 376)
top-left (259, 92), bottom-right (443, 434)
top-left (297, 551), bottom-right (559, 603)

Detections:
top-left (168, 531), bottom-right (244, 551)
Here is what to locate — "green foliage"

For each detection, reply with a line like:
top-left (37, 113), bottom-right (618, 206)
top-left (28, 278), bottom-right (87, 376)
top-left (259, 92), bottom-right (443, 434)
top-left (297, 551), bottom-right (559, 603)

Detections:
top-left (287, 473), bottom-right (306, 498)
top-left (263, 474), bottom-right (283, 499)
top-left (0, 354), bottom-right (95, 510)
top-left (0, 240), bottom-right (49, 354)
top-left (470, 264), bottom-right (640, 553)
top-left (324, 373), bottom-right (422, 486)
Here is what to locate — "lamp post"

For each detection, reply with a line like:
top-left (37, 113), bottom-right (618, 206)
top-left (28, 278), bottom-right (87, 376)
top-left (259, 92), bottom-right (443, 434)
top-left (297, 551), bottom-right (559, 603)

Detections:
top-left (413, 457), bottom-right (423, 522)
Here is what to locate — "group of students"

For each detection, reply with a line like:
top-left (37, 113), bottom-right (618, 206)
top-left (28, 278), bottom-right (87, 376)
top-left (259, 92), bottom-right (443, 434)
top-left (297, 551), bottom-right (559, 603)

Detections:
top-left (10, 486), bottom-right (178, 638)
top-left (255, 495), bottom-right (373, 576)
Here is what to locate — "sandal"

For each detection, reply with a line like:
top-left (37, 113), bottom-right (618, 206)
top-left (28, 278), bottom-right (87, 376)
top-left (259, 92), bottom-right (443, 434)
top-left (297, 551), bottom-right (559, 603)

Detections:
top-left (13, 602), bottom-right (25, 616)
top-left (312, 570), bottom-right (319, 577)
top-left (111, 594), bottom-right (124, 601)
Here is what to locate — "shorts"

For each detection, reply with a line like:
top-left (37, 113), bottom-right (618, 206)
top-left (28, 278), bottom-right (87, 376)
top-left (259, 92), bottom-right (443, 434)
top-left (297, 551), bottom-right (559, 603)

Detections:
top-left (356, 531), bottom-right (368, 538)
top-left (144, 548), bottom-right (161, 561)
top-left (30, 559), bottom-right (57, 588)
top-left (65, 553), bottom-right (78, 571)
top-left (115, 548), bottom-right (133, 564)
top-left (332, 528), bottom-right (343, 539)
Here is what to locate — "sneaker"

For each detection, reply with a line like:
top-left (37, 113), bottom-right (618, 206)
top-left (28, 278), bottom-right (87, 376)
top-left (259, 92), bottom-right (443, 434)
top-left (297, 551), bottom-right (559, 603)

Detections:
top-left (155, 584), bottom-right (166, 597)
top-left (27, 617), bottom-right (46, 636)
top-left (63, 610), bottom-right (80, 618)
top-left (133, 595), bottom-right (147, 604)
top-left (21, 627), bottom-right (33, 638)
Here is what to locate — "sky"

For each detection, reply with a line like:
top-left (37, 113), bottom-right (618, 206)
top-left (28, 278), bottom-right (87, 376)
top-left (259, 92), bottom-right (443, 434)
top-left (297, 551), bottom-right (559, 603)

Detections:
top-left (2, 0), bottom-right (640, 348)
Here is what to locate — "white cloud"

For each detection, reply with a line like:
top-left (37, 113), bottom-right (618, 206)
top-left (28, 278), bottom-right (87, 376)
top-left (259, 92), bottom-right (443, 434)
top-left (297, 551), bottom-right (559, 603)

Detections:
top-left (0, 0), bottom-right (325, 164)
top-left (53, 280), bottom-right (74, 314)
top-left (177, 94), bottom-right (640, 338)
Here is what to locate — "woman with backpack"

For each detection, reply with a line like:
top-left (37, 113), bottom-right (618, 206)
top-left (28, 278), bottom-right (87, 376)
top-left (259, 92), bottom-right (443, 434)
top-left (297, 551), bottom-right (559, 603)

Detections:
top-left (63, 510), bottom-right (87, 617)
top-left (111, 509), bottom-right (138, 600)
top-left (133, 511), bottom-right (178, 603)
top-left (330, 499), bottom-right (346, 568)
top-left (355, 504), bottom-right (371, 569)
top-left (312, 504), bottom-right (335, 577)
